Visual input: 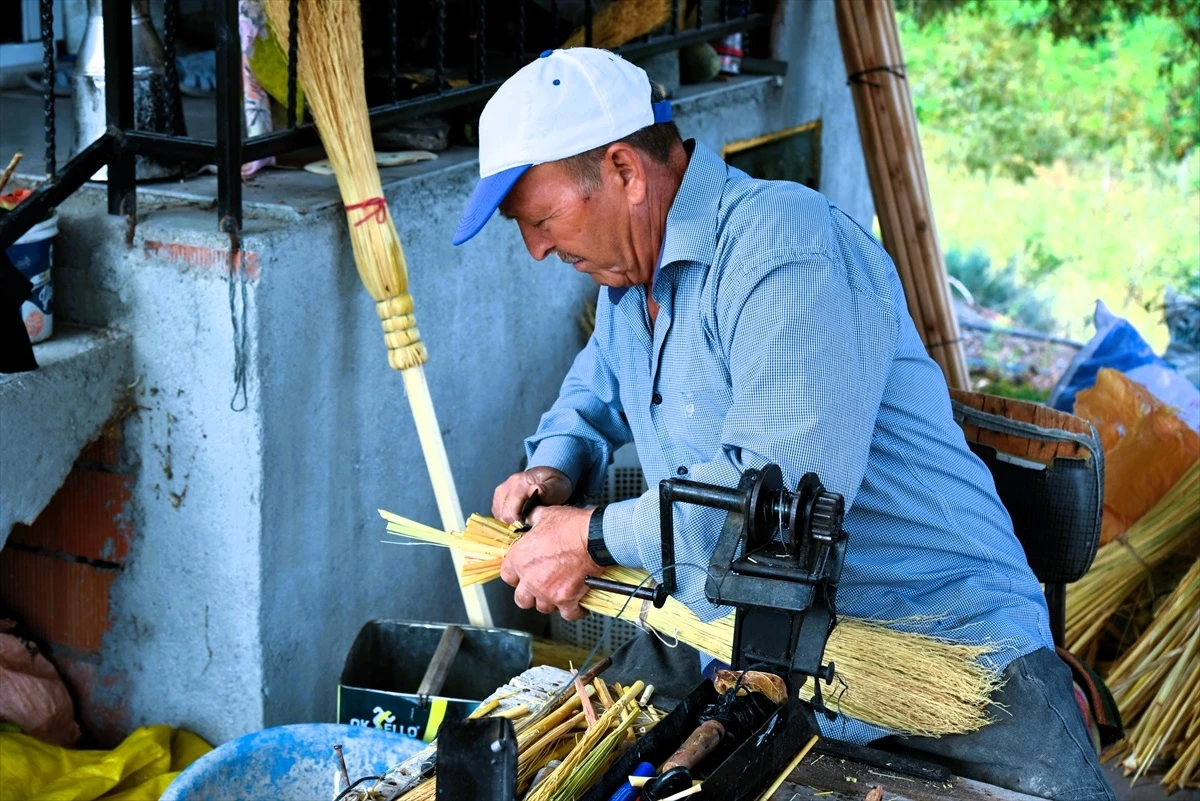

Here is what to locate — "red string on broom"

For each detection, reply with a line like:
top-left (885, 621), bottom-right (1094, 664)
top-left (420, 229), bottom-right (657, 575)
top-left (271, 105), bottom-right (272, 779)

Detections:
top-left (345, 197), bottom-right (388, 226)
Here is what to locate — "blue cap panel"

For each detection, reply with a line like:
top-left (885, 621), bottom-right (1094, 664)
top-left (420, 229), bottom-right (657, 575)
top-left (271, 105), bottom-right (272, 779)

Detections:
top-left (452, 163), bottom-right (532, 246)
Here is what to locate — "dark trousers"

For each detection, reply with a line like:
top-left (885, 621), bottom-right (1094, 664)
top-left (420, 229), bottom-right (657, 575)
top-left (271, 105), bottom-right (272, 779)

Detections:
top-left (607, 636), bottom-right (1116, 801)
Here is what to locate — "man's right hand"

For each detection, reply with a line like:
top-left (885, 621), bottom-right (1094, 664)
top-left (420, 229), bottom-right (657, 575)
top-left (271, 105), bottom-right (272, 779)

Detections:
top-left (492, 467), bottom-right (574, 524)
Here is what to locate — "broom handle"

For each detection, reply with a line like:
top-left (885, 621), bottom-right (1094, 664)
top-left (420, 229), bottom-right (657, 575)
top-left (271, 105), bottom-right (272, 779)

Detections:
top-left (402, 365), bottom-right (494, 628)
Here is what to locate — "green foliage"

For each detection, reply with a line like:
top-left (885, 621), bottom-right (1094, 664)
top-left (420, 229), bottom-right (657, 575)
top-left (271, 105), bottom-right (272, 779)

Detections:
top-left (898, 0), bottom-right (1199, 178)
top-left (945, 246), bottom-right (1059, 332)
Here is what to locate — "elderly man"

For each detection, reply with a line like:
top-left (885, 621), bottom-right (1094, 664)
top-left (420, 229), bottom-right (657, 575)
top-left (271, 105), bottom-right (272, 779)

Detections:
top-left (453, 48), bottom-right (1114, 800)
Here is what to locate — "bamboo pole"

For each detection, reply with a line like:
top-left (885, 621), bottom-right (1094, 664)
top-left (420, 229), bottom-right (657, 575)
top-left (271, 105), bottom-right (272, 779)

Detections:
top-left (263, 0), bottom-right (490, 626)
top-left (834, 0), bottom-right (969, 389)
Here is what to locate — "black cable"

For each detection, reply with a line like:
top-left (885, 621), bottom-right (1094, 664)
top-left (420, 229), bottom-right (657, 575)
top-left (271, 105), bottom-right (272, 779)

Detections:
top-left (333, 775), bottom-right (383, 801)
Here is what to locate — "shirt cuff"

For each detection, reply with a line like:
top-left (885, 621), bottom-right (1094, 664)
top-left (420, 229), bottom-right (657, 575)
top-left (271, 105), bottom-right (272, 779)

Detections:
top-left (525, 435), bottom-right (592, 490)
top-left (599, 497), bottom-right (644, 569)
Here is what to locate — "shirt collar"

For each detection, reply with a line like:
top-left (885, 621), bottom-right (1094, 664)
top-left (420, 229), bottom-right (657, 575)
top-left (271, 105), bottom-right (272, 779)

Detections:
top-left (606, 140), bottom-right (727, 304)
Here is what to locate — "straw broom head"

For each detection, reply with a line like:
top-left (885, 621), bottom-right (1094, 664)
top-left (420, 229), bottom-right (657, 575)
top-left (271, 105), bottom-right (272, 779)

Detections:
top-left (262, 0), bottom-right (426, 371)
top-left (562, 0), bottom-right (672, 49)
top-left (380, 512), bottom-right (1004, 737)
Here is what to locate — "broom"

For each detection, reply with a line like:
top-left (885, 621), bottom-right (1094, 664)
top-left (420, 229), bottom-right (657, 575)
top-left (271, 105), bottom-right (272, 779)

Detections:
top-left (1065, 460), bottom-right (1200, 654)
top-left (381, 511), bottom-right (1004, 737)
top-left (1105, 558), bottom-right (1200, 790)
top-left (262, 0), bottom-right (490, 626)
top-left (562, 0), bottom-right (672, 49)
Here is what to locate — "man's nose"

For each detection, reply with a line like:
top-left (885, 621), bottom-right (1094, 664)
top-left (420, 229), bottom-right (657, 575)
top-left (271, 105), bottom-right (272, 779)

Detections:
top-left (517, 221), bottom-right (554, 261)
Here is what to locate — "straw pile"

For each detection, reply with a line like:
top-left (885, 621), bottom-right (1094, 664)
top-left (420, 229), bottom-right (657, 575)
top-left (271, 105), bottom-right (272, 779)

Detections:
top-left (396, 675), bottom-right (656, 801)
top-left (1105, 558), bottom-right (1200, 790)
top-left (380, 511), bottom-right (1004, 737)
top-left (1065, 460), bottom-right (1200, 654)
top-left (262, 0), bottom-right (424, 371)
top-left (833, 0), bottom-right (968, 389)
top-left (562, 0), bottom-right (671, 49)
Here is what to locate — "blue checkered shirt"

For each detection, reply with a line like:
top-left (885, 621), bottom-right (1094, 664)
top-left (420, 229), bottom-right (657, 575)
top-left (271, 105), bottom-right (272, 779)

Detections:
top-left (525, 141), bottom-right (1053, 744)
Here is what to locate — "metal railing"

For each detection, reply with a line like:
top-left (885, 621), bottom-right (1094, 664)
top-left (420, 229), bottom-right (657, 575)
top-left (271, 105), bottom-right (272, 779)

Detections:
top-left (0, 0), bottom-right (772, 251)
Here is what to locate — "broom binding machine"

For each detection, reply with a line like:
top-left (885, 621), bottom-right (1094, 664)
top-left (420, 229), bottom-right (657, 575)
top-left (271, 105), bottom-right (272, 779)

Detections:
top-left (660, 462), bottom-right (848, 713)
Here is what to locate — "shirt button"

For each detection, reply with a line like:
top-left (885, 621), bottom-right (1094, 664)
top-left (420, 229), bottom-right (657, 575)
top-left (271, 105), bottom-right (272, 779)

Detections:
top-left (677, 466), bottom-right (688, 476)
top-left (651, 393), bottom-right (663, 405)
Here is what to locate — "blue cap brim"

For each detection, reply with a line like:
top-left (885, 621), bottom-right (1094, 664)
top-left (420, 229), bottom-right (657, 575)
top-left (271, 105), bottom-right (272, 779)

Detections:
top-left (452, 164), bottom-right (532, 245)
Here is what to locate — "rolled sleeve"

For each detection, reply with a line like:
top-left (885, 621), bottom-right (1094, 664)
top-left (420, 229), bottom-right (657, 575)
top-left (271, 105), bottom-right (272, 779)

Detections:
top-left (525, 435), bottom-right (594, 489)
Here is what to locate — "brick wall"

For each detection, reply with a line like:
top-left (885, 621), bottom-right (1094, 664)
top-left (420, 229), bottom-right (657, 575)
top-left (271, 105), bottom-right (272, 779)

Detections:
top-left (0, 422), bottom-right (133, 746)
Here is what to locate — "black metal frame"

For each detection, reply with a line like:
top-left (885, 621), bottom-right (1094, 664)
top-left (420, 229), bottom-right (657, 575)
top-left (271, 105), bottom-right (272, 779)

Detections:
top-left (0, 0), bottom-right (770, 250)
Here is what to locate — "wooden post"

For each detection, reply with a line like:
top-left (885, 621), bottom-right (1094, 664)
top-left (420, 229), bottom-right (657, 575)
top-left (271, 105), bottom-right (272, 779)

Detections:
top-left (834, 0), bottom-right (970, 389)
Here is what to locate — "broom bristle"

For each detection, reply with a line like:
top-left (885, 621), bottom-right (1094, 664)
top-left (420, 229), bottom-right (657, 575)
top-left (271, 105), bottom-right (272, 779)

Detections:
top-left (562, 0), bottom-right (672, 49)
top-left (262, 0), bottom-right (426, 370)
top-left (381, 511), bottom-right (1004, 737)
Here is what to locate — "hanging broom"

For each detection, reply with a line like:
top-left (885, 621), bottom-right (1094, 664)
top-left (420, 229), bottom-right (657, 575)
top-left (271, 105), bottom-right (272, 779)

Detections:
top-left (380, 511), bottom-right (1004, 738)
top-left (262, 0), bottom-right (490, 626)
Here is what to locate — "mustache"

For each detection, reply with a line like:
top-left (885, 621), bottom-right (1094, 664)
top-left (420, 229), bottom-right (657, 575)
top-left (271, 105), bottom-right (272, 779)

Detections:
top-left (554, 249), bottom-right (584, 264)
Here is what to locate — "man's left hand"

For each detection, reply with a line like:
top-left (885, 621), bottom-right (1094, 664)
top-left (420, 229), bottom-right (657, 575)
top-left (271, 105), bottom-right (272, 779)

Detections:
top-left (500, 505), bottom-right (599, 621)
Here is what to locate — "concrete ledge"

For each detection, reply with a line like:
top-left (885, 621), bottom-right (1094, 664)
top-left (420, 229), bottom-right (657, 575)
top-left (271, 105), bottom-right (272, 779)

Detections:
top-left (0, 326), bottom-right (133, 545)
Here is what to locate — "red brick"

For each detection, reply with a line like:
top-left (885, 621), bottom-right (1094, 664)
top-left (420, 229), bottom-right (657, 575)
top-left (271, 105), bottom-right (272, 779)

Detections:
top-left (7, 469), bottom-right (133, 564)
top-left (0, 549), bottom-right (115, 653)
top-left (78, 426), bottom-right (123, 469)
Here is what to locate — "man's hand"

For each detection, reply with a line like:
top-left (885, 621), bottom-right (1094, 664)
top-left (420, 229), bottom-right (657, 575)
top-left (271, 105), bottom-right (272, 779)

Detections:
top-left (492, 467), bottom-right (574, 524)
top-left (500, 505), bottom-right (600, 620)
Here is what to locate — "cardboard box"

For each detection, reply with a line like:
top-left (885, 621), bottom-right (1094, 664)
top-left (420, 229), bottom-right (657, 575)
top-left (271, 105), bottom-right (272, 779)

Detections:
top-left (337, 620), bottom-right (532, 743)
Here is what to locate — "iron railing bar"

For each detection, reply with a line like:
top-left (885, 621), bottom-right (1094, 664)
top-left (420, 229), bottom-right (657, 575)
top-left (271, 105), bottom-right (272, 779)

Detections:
top-left (240, 80), bottom-right (507, 162)
top-left (122, 131), bottom-right (217, 160)
top-left (39, 0), bottom-right (55, 179)
top-left (163, 0), bottom-right (180, 135)
top-left (616, 14), bottom-right (768, 61)
top-left (435, 0), bottom-right (446, 91)
top-left (214, 0), bottom-right (243, 230)
top-left (286, 0), bottom-right (298, 127)
top-left (584, 0), bottom-right (593, 46)
top-left (670, 0), bottom-right (679, 35)
top-left (102, 0), bottom-right (135, 216)
top-left (0, 135), bottom-right (114, 251)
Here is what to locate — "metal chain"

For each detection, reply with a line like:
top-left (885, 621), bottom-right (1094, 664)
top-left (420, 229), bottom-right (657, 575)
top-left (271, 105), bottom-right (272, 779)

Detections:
top-left (226, 225), bottom-right (249, 412)
top-left (389, 0), bottom-right (399, 103)
top-left (163, 0), bottom-right (180, 135)
top-left (516, 0), bottom-right (525, 63)
top-left (39, 0), bottom-right (55, 178)
top-left (477, 0), bottom-right (487, 82)
top-left (696, 0), bottom-right (703, 28)
top-left (287, 0), bottom-right (299, 127)
top-left (435, 0), bottom-right (446, 92)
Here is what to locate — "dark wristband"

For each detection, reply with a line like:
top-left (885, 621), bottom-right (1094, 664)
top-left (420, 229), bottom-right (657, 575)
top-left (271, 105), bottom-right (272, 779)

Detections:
top-left (587, 506), bottom-right (617, 567)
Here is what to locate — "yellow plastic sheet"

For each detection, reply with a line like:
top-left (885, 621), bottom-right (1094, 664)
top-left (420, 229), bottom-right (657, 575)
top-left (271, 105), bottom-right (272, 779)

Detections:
top-left (0, 725), bottom-right (211, 801)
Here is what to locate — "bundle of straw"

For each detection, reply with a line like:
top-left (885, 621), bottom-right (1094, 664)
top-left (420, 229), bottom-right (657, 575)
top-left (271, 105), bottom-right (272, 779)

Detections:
top-left (1065, 460), bottom-right (1200, 654)
top-left (263, 0), bottom-right (490, 627)
top-left (1105, 558), bottom-right (1200, 790)
top-left (380, 511), bottom-right (1004, 737)
top-left (562, 0), bottom-right (671, 49)
top-left (833, 0), bottom-right (968, 388)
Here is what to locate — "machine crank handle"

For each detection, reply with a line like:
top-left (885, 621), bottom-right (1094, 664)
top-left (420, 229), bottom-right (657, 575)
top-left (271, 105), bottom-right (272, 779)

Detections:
top-left (584, 576), bottom-right (667, 608)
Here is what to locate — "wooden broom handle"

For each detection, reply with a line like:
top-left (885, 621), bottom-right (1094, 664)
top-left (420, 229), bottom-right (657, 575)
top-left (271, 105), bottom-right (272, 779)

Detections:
top-left (403, 366), bottom-right (494, 627)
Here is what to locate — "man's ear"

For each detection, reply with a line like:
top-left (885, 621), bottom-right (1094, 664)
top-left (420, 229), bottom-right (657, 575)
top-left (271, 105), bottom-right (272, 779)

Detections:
top-left (605, 143), bottom-right (646, 204)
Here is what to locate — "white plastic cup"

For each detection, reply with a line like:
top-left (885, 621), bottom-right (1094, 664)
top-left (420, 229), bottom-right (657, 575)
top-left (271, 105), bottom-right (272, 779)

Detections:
top-left (6, 211), bottom-right (59, 344)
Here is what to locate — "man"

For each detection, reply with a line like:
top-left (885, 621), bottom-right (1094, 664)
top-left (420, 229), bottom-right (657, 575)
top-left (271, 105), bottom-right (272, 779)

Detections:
top-left (454, 48), bottom-right (1114, 801)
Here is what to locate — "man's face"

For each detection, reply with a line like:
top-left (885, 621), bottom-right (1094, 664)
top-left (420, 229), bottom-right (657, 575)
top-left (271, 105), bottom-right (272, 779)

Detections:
top-left (499, 155), bottom-right (646, 288)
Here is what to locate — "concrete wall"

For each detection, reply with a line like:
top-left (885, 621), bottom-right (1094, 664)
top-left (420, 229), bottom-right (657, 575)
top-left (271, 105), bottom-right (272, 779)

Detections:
top-left (9, 0), bottom-right (874, 744)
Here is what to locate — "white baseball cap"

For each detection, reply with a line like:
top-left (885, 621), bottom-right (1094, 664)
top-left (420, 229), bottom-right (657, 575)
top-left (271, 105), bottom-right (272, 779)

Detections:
top-left (452, 47), bottom-right (673, 245)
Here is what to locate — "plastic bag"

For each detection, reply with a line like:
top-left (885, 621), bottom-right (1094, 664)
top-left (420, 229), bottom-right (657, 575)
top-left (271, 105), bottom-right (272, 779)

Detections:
top-left (1163, 286), bottom-right (1200, 389)
top-left (0, 620), bottom-right (80, 748)
top-left (0, 724), bottom-right (211, 801)
top-left (1050, 301), bottom-right (1200, 432)
top-left (1073, 368), bottom-right (1200, 545)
